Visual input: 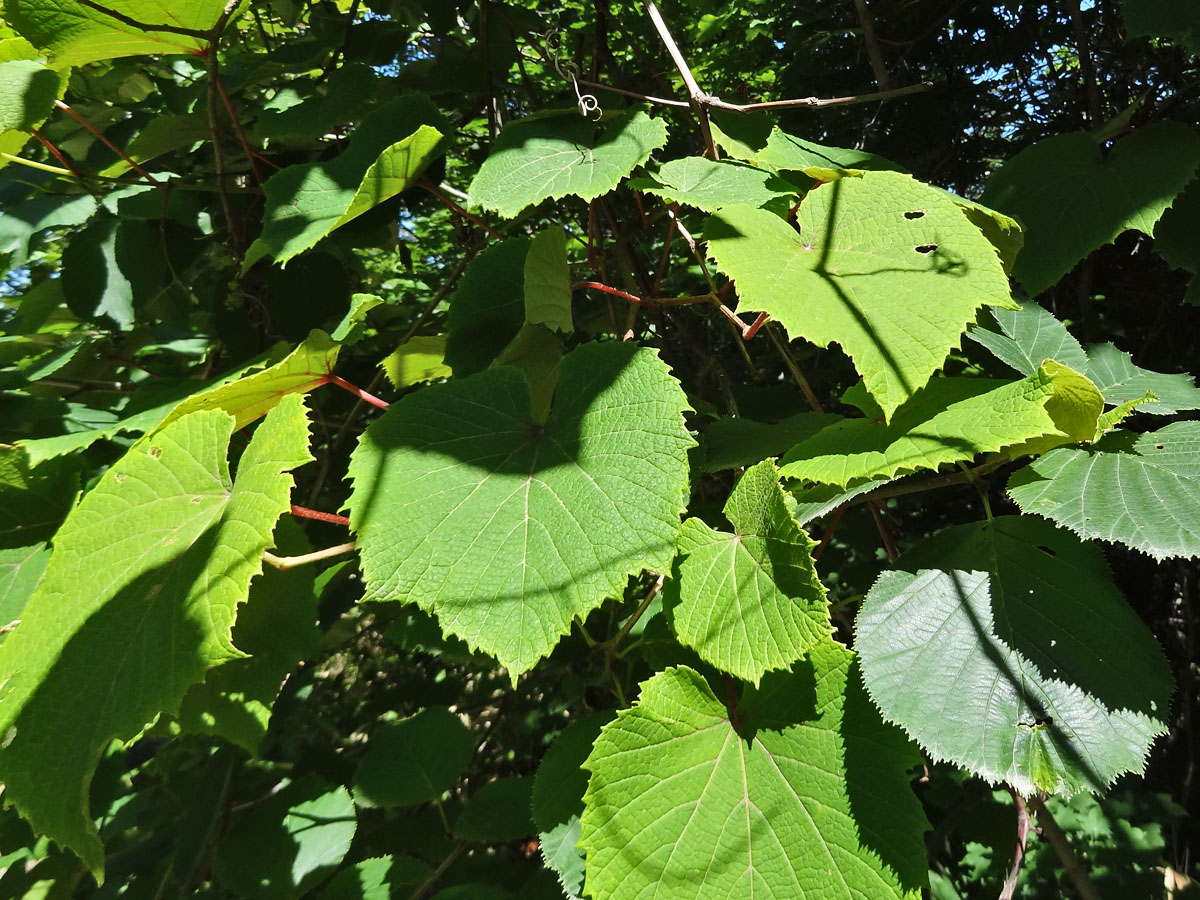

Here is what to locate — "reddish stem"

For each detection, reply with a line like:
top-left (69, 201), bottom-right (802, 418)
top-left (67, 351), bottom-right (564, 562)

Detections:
top-left (327, 374), bottom-right (389, 410)
top-left (214, 75), bottom-right (264, 184)
top-left (418, 182), bottom-right (505, 241)
top-left (30, 129), bottom-right (87, 179)
top-left (742, 311), bottom-right (769, 340)
top-left (812, 504), bottom-right (847, 562)
top-left (54, 100), bottom-right (165, 191)
top-left (633, 191), bottom-right (649, 229)
top-left (290, 504), bottom-right (351, 526)
top-left (653, 205), bottom-right (678, 295)
top-left (573, 280), bottom-right (646, 305)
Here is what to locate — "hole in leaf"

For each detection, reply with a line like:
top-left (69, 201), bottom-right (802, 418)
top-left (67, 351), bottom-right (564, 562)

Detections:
top-left (1036, 545), bottom-right (1056, 557)
top-left (148, 446), bottom-right (163, 460)
top-left (915, 244), bottom-right (938, 254)
top-left (904, 210), bottom-right (925, 219)
top-left (1155, 444), bottom-right (1164, 450)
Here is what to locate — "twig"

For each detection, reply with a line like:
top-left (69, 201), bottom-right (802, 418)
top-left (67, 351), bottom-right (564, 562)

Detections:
top-left (811, 504), bottom-right (847, 561)
top-left (418, 182), bottom-right (505, 241)
top-left (852, 0), bottom-right (892, 90)
top-left (577, 76), bottom-right (932, 112)
top-left (607, 573), bottom-right (665, 652)
top-left (203, 44), bottom-right (242, 249)
top-left (30, 130), bottom-right (87, 180)
top-left (1000, 788), bottom-right (1032, 900)
top-left (766, 322), bottom-right (824, 413)
top-left (867, 501), bottom-right (899, 562)
top-left (574, 280), bottom-right (646, 306)
top-left (642, 0), bottom-right (718, 158)
top-left (1028, 795), bottom-right (1102, 900)
top-left (214, 75), bottom-right (264, 184)
top-left (54, 100), bottom-right (165, 190)
top-left (327, 374), bottom-right (389, 410)
top-left (408, 843), bottom-right (468, 900)
top-left (263, 542), bottom-right (356, 571)
top-left (289, 504), bottom-right (350, 526)
top-left (576, 78), bottom-right (691, 108)
top-left (76, 0), bottom-right (211, 38)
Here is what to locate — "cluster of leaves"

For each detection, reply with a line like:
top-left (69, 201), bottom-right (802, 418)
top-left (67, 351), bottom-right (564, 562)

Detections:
top-left (0, 0), bottom-right (1198, 897)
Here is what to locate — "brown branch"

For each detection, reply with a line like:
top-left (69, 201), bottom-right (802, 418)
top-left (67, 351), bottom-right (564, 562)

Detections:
top-left (290, 505), bottom-right (350, 526)
top-left (579, 76), bottom-right (931, 113)
top-left (327, 374), bottom-right (389, 410)
top-left (1000, 788), bottom-right (1032, 900)
top-left (418, 182), bottom-right (505, 241)
top-left (54, 100), bottom-right (165, 190)
top-left (852, 0), bottom-right (892, 90)
top-left (75, 0), bottom-right (211, 38)
top-left (1028, 795), bottom-right (1102, 900)
top-left (29, 129), bottom-right (88, 180)
top-left (576, 78), bottom-right (691, 108)
top-left (214, 75), bottom-right (264, 184)
top-left (642, 0), bottom-right (718, 158)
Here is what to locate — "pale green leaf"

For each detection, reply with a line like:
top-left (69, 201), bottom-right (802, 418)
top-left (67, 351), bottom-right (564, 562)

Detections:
top-left (352, 708), bottom-right (475, 808)
top-left (1082, 342), bottom-right (1200, 415)
top-left (779, 366), bottom-right (1068, 488)
top-left (1, 0), bottom-right (227, 65)
top-left (1008, 423), bottom-right (1200, 560)
top-left (706, 173), bottom-right (1016, 419)
top-left (756, 127), bottom-right (906, 174)
top-left (539, 818), bottom-right (585, 900)
top-left (0, 395), bottom-right (312, 875)
top-left (857, 516), bottom-right (1173, 797)
top-left (468, 110), bottom-right (668, 218)
top-left (699, 411), bottom-right (842, 472)
top-left (215, 775), bottom-right (356, 900)
top-left (0, 543), bottom-right (48, 639)
top-left (0, 60), bottom-right (64, 132)
top-left (331, 292), bottom-right (384, 344)
top-left (674, 460), bottom-right (829, 684)
top-left (147, 330), bottom-right (338, 437)
top-left (444, 238), bottom-right (530, 377)
top-left (941, 190), bottom-right (1024, 274)
top-left (316, 858), bottom-right (393, 900)
top-left (1000, 361), bottom-right (1104, 459)
top-left (967, 300), bottom-right (1089, 376)
top-left (246, 124), bottom-right (444, 268)
top-left (980, 123), bottom-right (1200, 296)
top-left (629, 156), bottom-right (797, 211)
top-left (381, 335), bottom-right (451, 389)
top-left (580, 643), bottom-right (928, 900)
top-left (523, 227), bottom-right (572, 333)
top-left (346, 343), bottom-right (694, 675)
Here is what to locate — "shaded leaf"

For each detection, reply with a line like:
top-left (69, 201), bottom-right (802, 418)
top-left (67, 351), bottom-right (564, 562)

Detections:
top-left (699, 411), bottom-right (842, 473)
top-left (453, 776), bottom-right (534, 842)
top-left (629, 156), bottom-right (797, 211)
top-left (444, 238), bottom-right (530, 377)
top-left (967, 300), bottom-right (1089, 376)
top-left (1082, 342), bottom-right (1200, 415)
top-left (523, 227), bottom-right (572, 333)
top-left (352, 708), bottom-right (475, 808)
top-left (347, 343), bottom-right (694, 675)
top-left (857, 516), bottom-right (1173, 797)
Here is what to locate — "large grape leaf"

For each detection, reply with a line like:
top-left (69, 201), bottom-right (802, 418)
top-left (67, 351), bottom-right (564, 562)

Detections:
top-left (468, 110), bottom-right (668, 218)
top-left (579, 642), bottom-right (928, 900)
top-left (778, 365), bottom-right (1074, 488)
top-left (673, 461), bottom-right (830, 684)
top-left (1008, 423), bottom-right (1200, 560)
top-left (628, 156), bottom-right (797, 212)
top-left (706, 173), bottom-right (1016, 419)
top-left (1, 0), bottom-right (226, 66)
top-left (1081, 342), bottom-right (1200, 415)
top-left (0, 395), bottom-right (312, 876)
top-left (244, 94), bottom-right (449, 269)
top-left (980, 123), bottom-right (1200, 296)
top-left (857, 516), bottom-right (1173, 797)
top-left (346, 342), bottom-right (693, 676)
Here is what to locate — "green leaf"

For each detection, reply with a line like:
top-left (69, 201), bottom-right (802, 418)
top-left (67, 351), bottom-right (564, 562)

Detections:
top-left (756, 127), bottom-right (906, 174)
top-left (1118, 0), bottom-right (1200, 53)
top-left (532, 712), bottom-right (614, 832)
top-left (699, 411), bottom-right (843, 472)
top-left (97, 112), bottom-right (209, 177)
top-left (60, 213), bottom-right (151, 329)
top-left (967, 299), bottom-right (1090, 376)
top-left (2, 0), bottom-right (226, 66)
top-left (942, 190), bottom-right (1025, 275)
top-left (579, 643), bottom-right (929, 900)
top-left (0, 543), bottom-right (48, 640)
top-left (1154, 176), bottom-right (1200, 273)
top-left (779, 366), bottom-right (1069, 488)
top-left (0, 447), bottom-right (77, 548)
top-left (0, 395), bottom-right (312, 875)
top-left (331, 292), bottom-right (384, 344)
top-left (0, 60), bottom-right (65, 133)
top-left (352, 708), bottom-right (475, 808)
top-left (215, 775), bottom-right (356, 900)
top-left (980, 123), bottom-right (1200, 296)
top-left (674, 460), bottom-right (829, 684)
top-left (453, 776), bottom-right (535, 842)
top-left (787, 478), bottom-right (887, 525)
top-left (316, 858), bottom-right (393, 900)
top-left (176, 518), bottom-right (320, 754)
top-left (148, 330), bottom-right (338, 436)
top-left (1082, 342), bottom-right (1200, 415)
top-left (1008, 423), bottom-right (1200, 560)
top-left (347, 342), bottom-right (694, 675)
top-left (381, 335), bottom-right (451, 389)
top-left (539, 817), bottom-right (585, 900)
top-left (523, 227), bottom-right (572, 333)
top-left (629, 157), bottom-right (797, 212)
top-left (246, 124), bottom-right (444, 268)
top-left (468, 110), bottom-right (668, 218)
top-left (857, 516), bottom-right (1173, 797)
top-left (444, 238), bottom-right (530, 377)
top-left (490, 323), bottom-right (563, 425)
top-left (706, 173), bottom-right (1016, 419)
top-left (1001, 360), bottom-right (1104, 459)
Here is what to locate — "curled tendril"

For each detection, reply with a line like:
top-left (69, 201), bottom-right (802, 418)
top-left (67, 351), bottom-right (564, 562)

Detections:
top-left (544, 27), bottom-right (601, 120)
